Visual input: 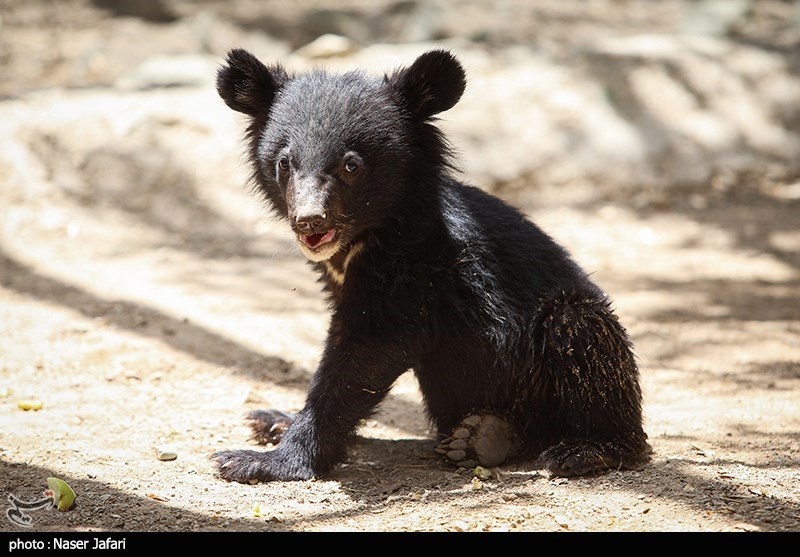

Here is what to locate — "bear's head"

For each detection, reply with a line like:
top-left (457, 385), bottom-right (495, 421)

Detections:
top-left (216, 49), bottom-right (466, 262)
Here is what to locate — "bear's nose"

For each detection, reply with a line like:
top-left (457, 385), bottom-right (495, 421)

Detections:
top-left (295, 212), bottom-right (328, 234)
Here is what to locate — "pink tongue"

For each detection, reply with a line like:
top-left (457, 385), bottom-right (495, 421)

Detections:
top-left (303, 229), bottom-right (335, 248)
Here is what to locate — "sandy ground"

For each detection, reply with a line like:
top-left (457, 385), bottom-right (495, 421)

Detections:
top-left (1, 0), bottom-right (799, 534)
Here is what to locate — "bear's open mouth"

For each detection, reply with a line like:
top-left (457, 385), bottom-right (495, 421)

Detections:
top-left (300, 228), bottom-right (337, 250)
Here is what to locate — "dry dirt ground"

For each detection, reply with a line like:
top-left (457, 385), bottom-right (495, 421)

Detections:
top-left (1, 0), bottom-right (799, 534)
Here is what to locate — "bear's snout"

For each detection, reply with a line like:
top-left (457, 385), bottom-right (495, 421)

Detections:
top-left (294, 211), bottom-right (337, 250)
top-left (295, 212), bottom-right (330, 235)
top-left (296, 210), bottom-right (336, 250)
top-left (291, 206), bottom-right (341, 261)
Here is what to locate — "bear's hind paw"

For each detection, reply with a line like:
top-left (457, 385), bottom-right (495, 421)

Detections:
top-left (435, 414), bottom-right (519, 469)
top-left (537, 438), bottom-right (650, 477)
top-left (246, 409), bottom-right (295, 445)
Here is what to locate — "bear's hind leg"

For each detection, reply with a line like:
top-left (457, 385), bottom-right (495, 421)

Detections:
top-left (436, 414), bottom-right (521, 468)
top-left (528, 289), bottom-right (651, 477)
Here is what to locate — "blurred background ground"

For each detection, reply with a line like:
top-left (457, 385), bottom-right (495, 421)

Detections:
top-left (0, 0), bottom-right (798, 532)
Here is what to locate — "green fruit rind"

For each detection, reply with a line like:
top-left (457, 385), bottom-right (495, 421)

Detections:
top-left (47, 477), bottom-right (76, 511)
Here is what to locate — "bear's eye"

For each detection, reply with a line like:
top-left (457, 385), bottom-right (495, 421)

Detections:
top-left (277, 156), bottom-right (290, 173)
top-left (342, 153), bottom-right (361, 175)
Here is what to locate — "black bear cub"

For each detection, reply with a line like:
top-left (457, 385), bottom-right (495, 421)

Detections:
top-left (213, 48), bottom-right (651, 483)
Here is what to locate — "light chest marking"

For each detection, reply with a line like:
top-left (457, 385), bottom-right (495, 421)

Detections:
top-left (323, 241), bottom-right (365, 286)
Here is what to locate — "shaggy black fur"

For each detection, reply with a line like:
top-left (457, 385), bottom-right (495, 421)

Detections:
top-left (212, 49), bottom-right (651, 482)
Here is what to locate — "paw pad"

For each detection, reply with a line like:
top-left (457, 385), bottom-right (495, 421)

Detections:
top-left (435, 414), bottom-right (518, 468)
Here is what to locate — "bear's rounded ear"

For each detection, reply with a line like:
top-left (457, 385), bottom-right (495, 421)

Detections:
top-left (216, 49), bottom-right (288, 118)
top-left (386, 50), bottom-right (466, 121)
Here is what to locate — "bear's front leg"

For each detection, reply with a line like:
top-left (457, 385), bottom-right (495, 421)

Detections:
top-left (212, 330), bottom-right (411, 483)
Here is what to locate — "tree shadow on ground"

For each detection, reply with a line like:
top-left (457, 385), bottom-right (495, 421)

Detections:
top-left (681, 190), bottom-right (800, 273)
top-left (0, 249), bottom-right (295, 382)
top-left (0, 247), bottom-right (427, 435)
top-left (632, 277), bottom-right (800, 324)
top-left (4, 431), bottom-right (799, 532)
top-left (2, 237), bottom-right (798, 530)
top-left (26, 129), bottom-right (292, 262)
top-left (0, 461), bottom-right (268, 532)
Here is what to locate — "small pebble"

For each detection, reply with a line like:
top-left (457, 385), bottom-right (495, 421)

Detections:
top-left (18, 399), bottom-right (43, 411)
top-left (452, 428), bottom-right (471, 439)
top-left (553, 515), bottom-right (570, 528)
top-left (155, 447), bottom-right (177, 461)
top-left (294, 34), bottom-right (359, 59)
top-left (473, 466), bottom-right (493, 480)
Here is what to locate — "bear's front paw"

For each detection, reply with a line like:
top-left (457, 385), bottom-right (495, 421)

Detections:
top-left (212, 450), bottom-right (276, 484)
